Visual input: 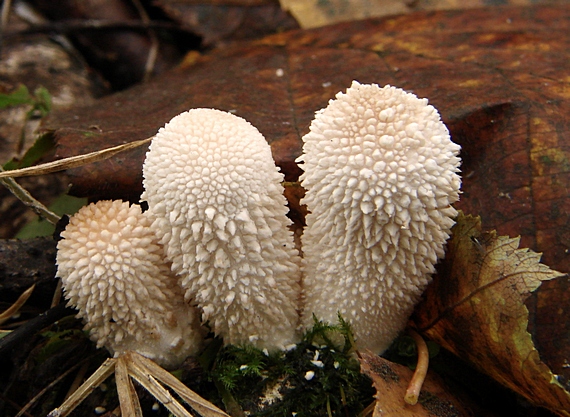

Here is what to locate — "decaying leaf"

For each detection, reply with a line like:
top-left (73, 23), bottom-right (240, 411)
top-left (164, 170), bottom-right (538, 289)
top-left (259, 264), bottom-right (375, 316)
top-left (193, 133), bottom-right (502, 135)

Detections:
top-left (413, 213), bottom-right (570, 416)
top-left (359, 351), bottom-right (478, 417)
top-left (44, 5), bottom-right (570, 272)
top-left (279, 0), bottom-right (568, 28)
top-left (156, 0), bottom-right (299, 46)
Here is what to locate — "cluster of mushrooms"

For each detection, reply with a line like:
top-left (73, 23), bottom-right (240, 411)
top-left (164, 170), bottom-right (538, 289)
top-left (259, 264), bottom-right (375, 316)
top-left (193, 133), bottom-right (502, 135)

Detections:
top-left (56, 81), bottom-right (461, 369)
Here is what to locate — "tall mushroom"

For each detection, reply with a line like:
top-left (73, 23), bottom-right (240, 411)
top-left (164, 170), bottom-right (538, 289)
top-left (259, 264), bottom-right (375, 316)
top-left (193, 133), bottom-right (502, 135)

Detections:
top-left (297, 81), bottom-right (461, 353)
top-left (142, 108), bottom-right (301, 351)
top-left (56, 200), bottom-right (206, 368)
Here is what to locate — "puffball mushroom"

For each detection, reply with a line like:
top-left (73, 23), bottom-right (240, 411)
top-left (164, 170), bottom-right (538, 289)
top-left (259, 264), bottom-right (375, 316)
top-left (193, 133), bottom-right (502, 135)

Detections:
top-left (56, 200), bottom-right (206, 368)
top-left (142, 108), bottom-right (301, 351)
top-left (298, 81), bottom-right (461, 353)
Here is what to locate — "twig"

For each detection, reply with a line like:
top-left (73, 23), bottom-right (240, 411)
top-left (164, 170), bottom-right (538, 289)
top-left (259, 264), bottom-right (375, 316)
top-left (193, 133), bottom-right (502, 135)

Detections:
top-left (130, 352), bottom-right (230, 416)
top-left (47, 358), bottom-right (117, 417)
top-left (3, 19), bottom-right (190, 39)
top-left (0, 284), bottom-right (35, 325)
top-left (130, 0), bottom-right (158, 82)
top-left (0, 0), bottom-right (11, 29)
top-left (126, 354), bottom-right (194, 417)
top-left (64, 360), bottom-right (91, 400)
top-left (404, 329), bottom-right (430, 405)
top-left (51, 279), bottom-right (63, 309)
top-left (0, 166), bottom-right (60, 224)
top-left (116, 356), bottom-right (143, 417)
top-left (0, 392), bottom-right (34, 417)
top-left (359, 401), bottom-right (375, 417)
top-left (0, 0), bottom-right (12, 54)
top-left (13, 1), bottom-right (91, 62)
top-left (0, 303), bottom-right (75, 357)
top-left (0, 137), bottom-right (152, 179)
top-left (15, 354), bottom-right (98, 417)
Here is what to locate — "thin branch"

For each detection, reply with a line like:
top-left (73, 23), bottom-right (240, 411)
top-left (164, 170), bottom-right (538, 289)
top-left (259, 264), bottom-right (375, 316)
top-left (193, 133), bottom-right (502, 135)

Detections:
top-left (47, 358), bottom-right (117, 417)
top-left (132, 352), bottom-right (230, 417)
top-left (0, 392), bottom-right (34, 417)
top-left (16, 354), bottom-right (99, 417)
top-left (0, 304), bottom-right (75, 357)
top-left (0, 0), bottom-right (11, 29)
top-left (63, 360), bottom-right (91, 400)
top-left (0, 284), bottom-right (35, 325)
top-left (126, 353), bottom-right (194, 417)
top-left (0, 136), bottom-right (152, 179)
top-left (0, 166), bottom-right (60, 224)
top-left (0, 0), bottom-right (12, 54)
top-left (130, 0), bottom-right (159, 82)
top-left (3, 19), bottom-right (191, 39)
top-left (116, 356), bottom-right (143, 417)
top-left (51, 279), bottom-right (63, 309)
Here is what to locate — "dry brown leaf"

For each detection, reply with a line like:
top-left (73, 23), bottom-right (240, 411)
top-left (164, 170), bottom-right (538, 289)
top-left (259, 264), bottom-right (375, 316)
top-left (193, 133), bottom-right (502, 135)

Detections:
top-left (156, 0), bottom-right (298, 46)
top-left (45, 5), bottom-right (570, 272)
top-left (279, 0), bottom-right (411, 28)
top-left (413, 213), bottom-right (570, 416)
top-left (359, 352), bottom-right (478, 417)
top-left (279, 0), bottom-right (569, 28)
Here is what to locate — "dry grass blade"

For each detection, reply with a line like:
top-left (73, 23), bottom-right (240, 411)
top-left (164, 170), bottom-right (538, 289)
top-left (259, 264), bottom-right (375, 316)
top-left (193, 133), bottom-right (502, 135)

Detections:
top-left (47, 358), bottom-right (117, 417)
top-left (15, 355), bottom-right (96, 417)
top-left (0, 284), bottom-right (35, 325)
top-left (132, 352), bottom-right (230, 417)
top-left (125, 352), bottom-right (194, 417)
top-left (0, 137), bottom-right (152, 179)
top-left (0, 168), bottom-right (60, 223)
top-left (116, 356), bottom-right (143, 417)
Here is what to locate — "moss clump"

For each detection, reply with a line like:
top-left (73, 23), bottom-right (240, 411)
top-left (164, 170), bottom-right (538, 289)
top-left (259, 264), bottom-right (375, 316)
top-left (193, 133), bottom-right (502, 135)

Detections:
top-left (207, 315), bottom-right (375, 417)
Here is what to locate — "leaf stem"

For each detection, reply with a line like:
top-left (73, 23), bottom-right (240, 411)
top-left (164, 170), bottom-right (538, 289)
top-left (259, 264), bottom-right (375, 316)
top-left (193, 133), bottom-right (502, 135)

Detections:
top-left (404, 329), bottom-right (429, 405)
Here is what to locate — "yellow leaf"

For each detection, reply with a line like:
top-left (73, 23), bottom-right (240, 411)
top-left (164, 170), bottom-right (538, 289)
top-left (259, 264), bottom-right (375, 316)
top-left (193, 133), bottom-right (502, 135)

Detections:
top-left (414, 212), bottom-right (570, 416)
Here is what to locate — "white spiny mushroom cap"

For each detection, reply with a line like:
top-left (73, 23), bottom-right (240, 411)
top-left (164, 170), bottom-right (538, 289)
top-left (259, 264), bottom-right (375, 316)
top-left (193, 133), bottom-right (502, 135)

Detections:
top-left (56, 200), bottom-right (206, 368)
top-left (142, 108), bottom-right (301, 351)
top-left (298, 81), bottom-right (461, 353)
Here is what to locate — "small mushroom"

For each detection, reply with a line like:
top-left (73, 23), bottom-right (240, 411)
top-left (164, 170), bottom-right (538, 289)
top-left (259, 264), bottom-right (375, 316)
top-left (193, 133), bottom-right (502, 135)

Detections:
top-left (56, 200), bottom-right (205, 368)
top-left (297, 81), bottom-right (461, 353)
top-left (142, 108), bottom-right (302, 351)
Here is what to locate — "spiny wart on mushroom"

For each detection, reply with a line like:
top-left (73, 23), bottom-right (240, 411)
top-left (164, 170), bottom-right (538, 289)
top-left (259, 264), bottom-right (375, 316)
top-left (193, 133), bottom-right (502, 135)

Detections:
top-left (56, 200), bottom-right (206, 368)
top-left (55, 81), bottom-right (460, 371)
top-left (297, 81), bottom-right (461, 354)
top-left (142, 108), bottom-right (302, 352)
top-left (52, 82), bottom-right (461, 416)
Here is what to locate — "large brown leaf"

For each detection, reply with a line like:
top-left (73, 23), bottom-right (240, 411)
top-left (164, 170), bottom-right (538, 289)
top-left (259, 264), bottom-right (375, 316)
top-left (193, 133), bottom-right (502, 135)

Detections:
top-left (45, 5), bottom-right (570, 273)
top-left (279, 0), bottom-right (570, 28)
top-left (413, 213), bottom-right (570, 416)
top-left (44, 9), bottom-right (570, 411)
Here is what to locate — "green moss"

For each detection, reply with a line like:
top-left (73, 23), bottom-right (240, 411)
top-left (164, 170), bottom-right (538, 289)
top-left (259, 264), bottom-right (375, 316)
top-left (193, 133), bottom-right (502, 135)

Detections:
top-left (206, 316), bottom-right (375, 417)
